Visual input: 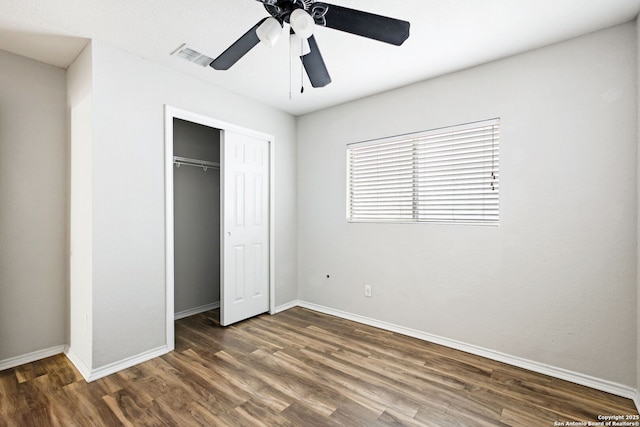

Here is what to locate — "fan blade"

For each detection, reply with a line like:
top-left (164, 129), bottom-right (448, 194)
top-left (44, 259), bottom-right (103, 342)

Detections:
top-left (301, 35), bottom-right (331, 88)
top-left (211, 18), bottom-right (267, 70)
top-left (311, 3), bottom-right (410, 46)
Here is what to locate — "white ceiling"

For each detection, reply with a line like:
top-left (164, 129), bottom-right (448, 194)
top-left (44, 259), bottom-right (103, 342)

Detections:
top-left (0, 0), bottom-right (638, 115)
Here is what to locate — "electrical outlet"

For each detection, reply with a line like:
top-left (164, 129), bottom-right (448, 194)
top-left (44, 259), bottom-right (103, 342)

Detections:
top-left (365, 285), bottom-right (372, 297)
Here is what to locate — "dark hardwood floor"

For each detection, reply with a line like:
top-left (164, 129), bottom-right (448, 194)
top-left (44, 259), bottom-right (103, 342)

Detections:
top-left (0, 307), bottom-right (637, 426)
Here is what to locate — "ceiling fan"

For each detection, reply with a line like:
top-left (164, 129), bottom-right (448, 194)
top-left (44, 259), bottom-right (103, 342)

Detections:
top-left (210, 0), bottom-right (410, 88)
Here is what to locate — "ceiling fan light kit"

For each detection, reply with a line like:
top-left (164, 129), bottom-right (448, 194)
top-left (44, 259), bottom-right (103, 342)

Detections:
top-left (289, 8), bottom-right (315, 39)
top-left (256, 17), bottom-right (284, 47)
top-left (210, 0), bottom-right (410, 88)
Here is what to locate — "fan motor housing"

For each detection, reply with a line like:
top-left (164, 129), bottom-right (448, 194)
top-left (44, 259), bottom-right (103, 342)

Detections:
top-left (264, 0), bottom-right (313, 23)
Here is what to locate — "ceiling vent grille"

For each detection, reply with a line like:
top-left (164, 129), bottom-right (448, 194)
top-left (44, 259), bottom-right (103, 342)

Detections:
top-left (172, 44), bottom-right (214, 67)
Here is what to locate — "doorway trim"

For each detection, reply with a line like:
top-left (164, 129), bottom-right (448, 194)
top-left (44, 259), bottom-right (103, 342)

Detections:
top-left (164, 105), bottom-right (276, 350)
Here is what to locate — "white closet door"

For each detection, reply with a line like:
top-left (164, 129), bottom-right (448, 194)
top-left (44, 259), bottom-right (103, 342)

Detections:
top-left (220, 130), bottom-right (270, 326)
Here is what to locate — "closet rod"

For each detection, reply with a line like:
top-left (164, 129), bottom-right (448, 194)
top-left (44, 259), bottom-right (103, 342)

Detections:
top-left (173, 156), bottom-right (220, 171)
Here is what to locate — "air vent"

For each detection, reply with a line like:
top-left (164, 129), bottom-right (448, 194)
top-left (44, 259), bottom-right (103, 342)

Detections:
top-left (172, 44), bottom-right (214, 67)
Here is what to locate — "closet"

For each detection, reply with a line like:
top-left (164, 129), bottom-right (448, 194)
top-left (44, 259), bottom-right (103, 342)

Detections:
top-left (172, 118), bottom-right (221, 320)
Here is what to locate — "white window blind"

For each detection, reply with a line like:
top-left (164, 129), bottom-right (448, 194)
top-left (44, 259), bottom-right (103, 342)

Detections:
top-left (347, 118), bottom-right (500, 225)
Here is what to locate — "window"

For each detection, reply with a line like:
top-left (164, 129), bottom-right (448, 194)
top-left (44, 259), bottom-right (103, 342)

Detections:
top-left (347, 118), bottom-right (500, 225)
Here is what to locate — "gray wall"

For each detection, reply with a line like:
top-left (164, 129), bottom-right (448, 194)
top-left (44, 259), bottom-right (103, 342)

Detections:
top-left (297, 23), bottom-right (637, 387)
top-left (173, 118), bottom-right (221, 314)
top-left (0, 49), bottom-right (67, 361)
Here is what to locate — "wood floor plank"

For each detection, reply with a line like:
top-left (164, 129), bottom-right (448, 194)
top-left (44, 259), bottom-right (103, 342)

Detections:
top-left (280, 401), bottom-right (342, 427)
top-left (0, 306), bottom-right (637, 426)
top-left (148, 396), bottom-right (201, 426)
top-left (550, 376), bottom-right (638, 413)
top-left (500, 406), bottom-right (558, 426)
top-left (233, 398), bottom-right (284, 427)
top-left (290, 346), bottom-right (432, 417)
top-left (246, 350), bottom-right (341, 417)
top-left (378, 409), bottom-right (430, 427)
top-left (47, 390), bottom-right (97, 427)
top-left (0, 369), bottom-right (22, 418)
top-left (330, 404), bottom-right (387, 427)
top-left (162, 350), bottom-right (253, 409)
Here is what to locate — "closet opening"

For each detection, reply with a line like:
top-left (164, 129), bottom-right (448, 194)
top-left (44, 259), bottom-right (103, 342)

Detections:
top-left (164, 106), bottom-right (276, 351)
top-left (172, 118), bottom-right (222, 322)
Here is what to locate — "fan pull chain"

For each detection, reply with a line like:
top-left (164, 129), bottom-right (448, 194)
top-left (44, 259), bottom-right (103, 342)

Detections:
top-left (289, 34), bottom-right (307, 97)
top-left (289, 33), bottom-right (306, 98)
top-left (289, 33), bottom-right (293, 100)
top-left (301, 59), bottom-right (304, 93)
top-left (300, 38), bottom-right (305, 94)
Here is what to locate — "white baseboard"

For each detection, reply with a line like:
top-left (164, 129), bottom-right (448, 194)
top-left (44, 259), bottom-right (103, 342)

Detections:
top-left (273, 300), bottom-right (300, 314)
top-left (70, 345), bottom-right (170, 383)
top-left (634, 394), bottom-right (640, 413)
top-left (175, 301), bottom-right (220, 320)
top-left (64, 347), bottom-right (92, 380)
top-left (0, 345), bottom-right (66, 372)
top-left (296, 301), bottom-right (638, 402)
